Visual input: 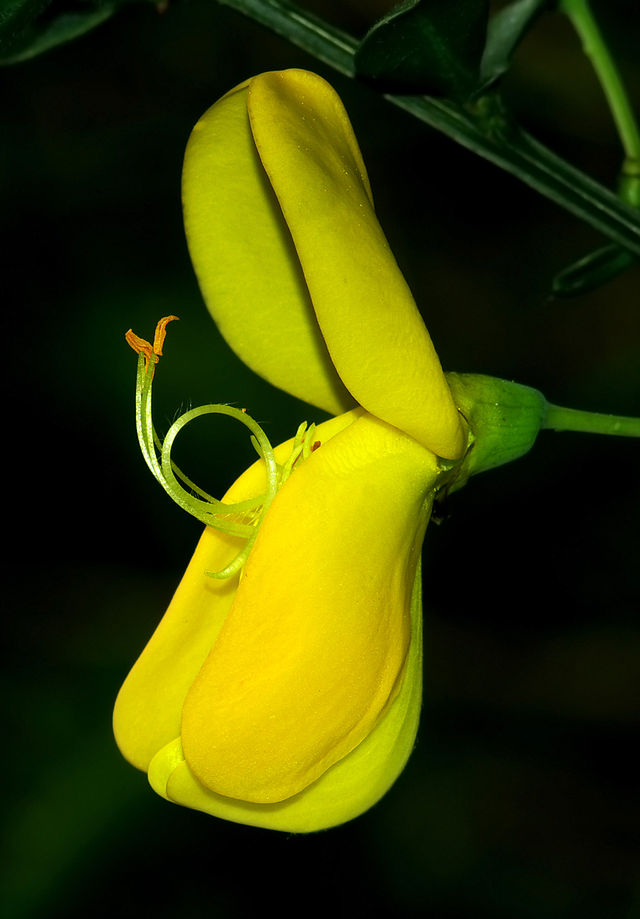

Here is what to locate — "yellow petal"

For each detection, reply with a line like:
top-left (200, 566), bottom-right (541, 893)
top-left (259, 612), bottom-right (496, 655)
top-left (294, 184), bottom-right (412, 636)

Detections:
top-left (180, 411), bottom-right (438, 803)
top-left (148, 559), bottom-right (424, 833)
top-left (182, 80), bottom-right (354, 417)
top-left (113, 525), bottom-right (243, 772)
top-left (248, 70), bottom-right (465, 459)
top-left (113, 411), bottom-right (359, 771)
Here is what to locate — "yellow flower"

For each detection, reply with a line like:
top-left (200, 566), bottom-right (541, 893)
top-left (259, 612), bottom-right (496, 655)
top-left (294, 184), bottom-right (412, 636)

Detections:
top-left (113, 69), bottom-right (466, 832)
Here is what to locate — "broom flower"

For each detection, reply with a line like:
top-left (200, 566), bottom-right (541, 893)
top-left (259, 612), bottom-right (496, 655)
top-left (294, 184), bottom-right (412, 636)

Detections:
top-left (114, 70), bottom-right (546, 832)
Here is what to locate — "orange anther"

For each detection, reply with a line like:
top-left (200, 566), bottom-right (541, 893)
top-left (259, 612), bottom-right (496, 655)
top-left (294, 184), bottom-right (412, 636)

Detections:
top-left (125, 329), bottom-right (155, 371)
top-left (153, 315), bottom-right (179, 355)
top-left (126, 315), bottom-right (179, 374)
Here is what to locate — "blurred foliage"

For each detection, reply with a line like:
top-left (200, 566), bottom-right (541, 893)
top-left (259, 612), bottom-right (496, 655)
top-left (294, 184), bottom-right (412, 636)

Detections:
top-left (0, 0), bottom-right (124, 63)
top-left (1, 1), bottom-right (639, 918)
top-left (552, 241), bottom-right (636, 296)
top-left (480, 0), bottom-right (551, 90)
top-left (355, 0), bottom-right (490, 99)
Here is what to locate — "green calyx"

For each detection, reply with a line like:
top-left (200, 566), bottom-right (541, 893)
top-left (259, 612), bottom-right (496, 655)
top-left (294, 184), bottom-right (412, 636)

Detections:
top-left (444, 372), bottom-right (548, 491)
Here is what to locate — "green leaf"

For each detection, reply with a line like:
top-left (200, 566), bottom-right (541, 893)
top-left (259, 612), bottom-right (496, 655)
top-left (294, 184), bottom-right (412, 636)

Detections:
top-left (0, 0), bottom-right (136, 65)
top-left (552, 243), bottom-right (636, 297)
top-left (480, 0), bottom-right (551, 90)
top-left (354, 0), bottom-right (489, 102)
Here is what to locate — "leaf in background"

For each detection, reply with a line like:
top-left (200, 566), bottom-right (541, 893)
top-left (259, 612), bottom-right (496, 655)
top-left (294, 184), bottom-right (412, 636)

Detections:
top-left (0, 0), bottom-right (48, 47)
top-left (0, 0), bottom-right (129, 65)
top-left (552, 242), bottom-right (636, 297)
top-left (480, 0), bottom-right (552, 90)
top-left (354, 0), bottom-right (489, 102)
top-left (392, 91), bottom-right (640, 256)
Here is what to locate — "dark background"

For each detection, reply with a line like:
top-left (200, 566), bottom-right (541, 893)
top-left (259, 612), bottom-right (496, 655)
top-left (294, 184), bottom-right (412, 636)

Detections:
top-left (2, 2), bottom-right (639, 917)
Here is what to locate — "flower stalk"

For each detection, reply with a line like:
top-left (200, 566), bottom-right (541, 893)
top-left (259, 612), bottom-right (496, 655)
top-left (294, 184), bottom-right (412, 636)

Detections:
top-left (543, 402), bottom-right (640, 438)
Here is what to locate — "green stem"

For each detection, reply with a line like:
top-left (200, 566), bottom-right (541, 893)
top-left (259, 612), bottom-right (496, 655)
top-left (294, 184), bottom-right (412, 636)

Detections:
top-left (544, 403), bottom-right (640, 437)
top-left (560, 0), bottom-right (640, 167)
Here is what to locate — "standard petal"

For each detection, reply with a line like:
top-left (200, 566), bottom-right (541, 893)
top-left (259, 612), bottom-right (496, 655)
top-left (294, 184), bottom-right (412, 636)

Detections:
top-left (113, 411), bottom-right (359, 771)
top-left (181, 412), bottom-right (439, 803)
top-left (182, 80), bottom-right (354, 417)
top-left (248, 69), bottom-right (465, 460)
top-left (148, 559), bottom-right (424, 833)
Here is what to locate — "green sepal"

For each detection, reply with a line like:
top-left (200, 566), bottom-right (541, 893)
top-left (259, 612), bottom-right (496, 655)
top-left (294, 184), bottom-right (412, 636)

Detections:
top-left (444, 372), bottom-right (548, 490)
